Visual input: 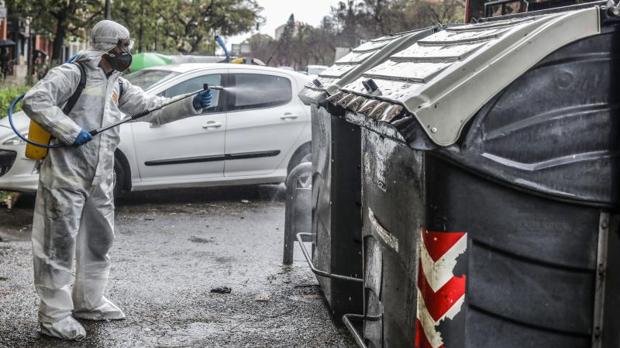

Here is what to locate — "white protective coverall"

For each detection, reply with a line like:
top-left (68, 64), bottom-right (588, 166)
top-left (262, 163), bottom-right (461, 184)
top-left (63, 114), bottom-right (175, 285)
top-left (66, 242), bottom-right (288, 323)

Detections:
top-left (22, 20), bottom-right (202, 340)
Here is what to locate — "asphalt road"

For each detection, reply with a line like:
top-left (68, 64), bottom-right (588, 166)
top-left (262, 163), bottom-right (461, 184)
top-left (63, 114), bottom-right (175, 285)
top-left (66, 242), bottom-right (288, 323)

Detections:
top-left (0, 185), bottom-right (355, 348)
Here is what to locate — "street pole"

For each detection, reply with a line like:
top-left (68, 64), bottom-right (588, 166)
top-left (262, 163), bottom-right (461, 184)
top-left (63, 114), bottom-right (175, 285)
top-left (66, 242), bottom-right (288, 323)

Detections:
top-left (104, 0), bottom-right (111, 19)
top-left (26, 22), bottom-right (33, 85)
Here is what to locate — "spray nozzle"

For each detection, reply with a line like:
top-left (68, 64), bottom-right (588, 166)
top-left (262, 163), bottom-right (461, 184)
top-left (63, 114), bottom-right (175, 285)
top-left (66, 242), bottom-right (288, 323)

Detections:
top-left (203, 83), bottom-right (225, 91)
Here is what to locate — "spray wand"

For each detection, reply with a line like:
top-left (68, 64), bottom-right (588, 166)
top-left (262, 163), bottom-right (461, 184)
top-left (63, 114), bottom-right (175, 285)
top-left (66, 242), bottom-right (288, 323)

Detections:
top-left (90, 83), bottom-right (222, 136)
top-left (8, 84), bottom-right (224, 149)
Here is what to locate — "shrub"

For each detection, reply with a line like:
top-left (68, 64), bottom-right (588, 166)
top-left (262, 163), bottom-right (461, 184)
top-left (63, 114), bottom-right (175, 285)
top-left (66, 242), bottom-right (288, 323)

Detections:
top-left (0, 85), bottom-right (30, 119)
top-left (0, 191), bottom-right (10, 203)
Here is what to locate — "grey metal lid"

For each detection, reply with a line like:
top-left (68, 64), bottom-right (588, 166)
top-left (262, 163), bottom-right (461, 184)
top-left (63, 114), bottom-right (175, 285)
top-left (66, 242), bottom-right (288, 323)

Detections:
top-left (333, 6), bottom-right (601, 146)
top-left (298, 27), bottom-right (436, 105)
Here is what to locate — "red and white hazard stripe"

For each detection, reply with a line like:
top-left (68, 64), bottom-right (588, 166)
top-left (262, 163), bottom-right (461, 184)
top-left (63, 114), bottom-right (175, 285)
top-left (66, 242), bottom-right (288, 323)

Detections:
top-left (415, 229), bottom-right (467, 348)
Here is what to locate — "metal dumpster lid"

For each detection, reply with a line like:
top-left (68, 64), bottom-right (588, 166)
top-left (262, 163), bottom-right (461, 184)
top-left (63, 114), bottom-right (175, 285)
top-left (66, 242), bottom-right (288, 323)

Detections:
top-left (298, 27), bottom-right (436, 105)
top-left (335, 6), bottom-right (601, 146)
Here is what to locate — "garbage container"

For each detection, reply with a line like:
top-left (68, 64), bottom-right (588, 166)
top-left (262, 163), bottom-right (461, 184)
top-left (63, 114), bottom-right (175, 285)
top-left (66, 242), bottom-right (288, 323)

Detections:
top-left (298, 28), bottom-right (436, 318)
top-left (332, 5), bottom-right (620, 347)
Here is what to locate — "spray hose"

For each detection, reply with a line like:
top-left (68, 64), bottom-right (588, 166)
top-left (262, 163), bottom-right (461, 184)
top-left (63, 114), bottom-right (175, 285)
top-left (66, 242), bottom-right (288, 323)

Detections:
top-left (7, 84), bottom-right (223, 149)
top-left (8, 93), bottom-right (64, 149)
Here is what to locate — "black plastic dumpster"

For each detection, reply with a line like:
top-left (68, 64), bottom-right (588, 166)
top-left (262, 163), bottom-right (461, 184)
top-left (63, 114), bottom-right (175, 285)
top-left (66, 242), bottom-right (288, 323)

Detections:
top-left (331, 5), bottom-right (620, 348)
top-left (298, 28), bottom-right (436, 319)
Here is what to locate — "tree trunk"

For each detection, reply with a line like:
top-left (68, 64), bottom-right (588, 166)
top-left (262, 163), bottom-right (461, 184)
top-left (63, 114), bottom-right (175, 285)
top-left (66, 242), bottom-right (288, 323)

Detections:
top-left (138, 22), bottom-right (144, 52)
top-left (104, 0), bottom-right (112, 19)
top-left (138, 0), bottom-right (144, 52)
top-left (190, 35), bottom-right (202, 53)
top-left (52, 15), bottom-right (67, 65)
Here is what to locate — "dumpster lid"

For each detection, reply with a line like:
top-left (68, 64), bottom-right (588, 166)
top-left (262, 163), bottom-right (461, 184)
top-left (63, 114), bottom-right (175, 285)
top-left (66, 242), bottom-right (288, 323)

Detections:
top-left (334, 6), bottom-right (601, 146)
top-left (298, 27), bottom-right (436, 105)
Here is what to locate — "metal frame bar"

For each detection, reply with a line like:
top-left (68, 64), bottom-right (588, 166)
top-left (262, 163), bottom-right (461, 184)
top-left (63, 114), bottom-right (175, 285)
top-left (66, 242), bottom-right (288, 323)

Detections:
top-left (480, 0), bottom-right (606, 21)
top-left (343, 314), bottom-right (368, 348)
top-left (283, 162), bottom-right (312, 265)
top-left (592, 212), bottom-right (609, 348)
top-left (296, 232), bottom-right (364, 282)
top-left (342, 313), bottom-right (382, 348)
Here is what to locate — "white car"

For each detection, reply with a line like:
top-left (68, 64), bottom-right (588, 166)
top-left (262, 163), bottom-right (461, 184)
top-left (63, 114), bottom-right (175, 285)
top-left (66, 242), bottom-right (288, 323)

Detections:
top-left (306, 65), bottom-right (328, 76)
top-left (0, 63), bottom-right (312, 194)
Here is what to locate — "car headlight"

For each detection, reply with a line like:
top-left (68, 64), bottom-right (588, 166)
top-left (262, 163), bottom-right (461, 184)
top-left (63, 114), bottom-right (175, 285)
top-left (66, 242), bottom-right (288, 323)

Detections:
top-left (2, 134), bottom-right (27, 146)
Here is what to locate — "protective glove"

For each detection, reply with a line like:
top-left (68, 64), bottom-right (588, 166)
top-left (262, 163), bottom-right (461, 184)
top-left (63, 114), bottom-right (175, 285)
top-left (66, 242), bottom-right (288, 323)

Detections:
top-left (73, 129), bottom-right (93, 146)
top-left (192, 90), bottom-right (213, 110)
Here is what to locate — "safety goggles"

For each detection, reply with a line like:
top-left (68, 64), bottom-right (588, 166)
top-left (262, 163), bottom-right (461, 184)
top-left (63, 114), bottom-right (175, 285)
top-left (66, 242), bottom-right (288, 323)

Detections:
top-left (115, 39), bottom-right (134, 54)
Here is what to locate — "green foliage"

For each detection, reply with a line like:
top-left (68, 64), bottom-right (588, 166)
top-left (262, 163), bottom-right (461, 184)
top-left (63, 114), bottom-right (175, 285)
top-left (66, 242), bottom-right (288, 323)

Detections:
top-left (7, 0), bottom-right (102, 64)
top-left (0, 86), bottom-right (30, 119)
top-left (7, 0), bottom-right (263, 58)
top-left (113, 0), bottom-right (264, 54)
top-left (247, 17), bottom-right (339, 69)
top-left (0, 191), bottom-right (10, 204)
top-left (331, 0), bottom-right (465, 46)
top-left (248, 0), bottom-right (464, 69)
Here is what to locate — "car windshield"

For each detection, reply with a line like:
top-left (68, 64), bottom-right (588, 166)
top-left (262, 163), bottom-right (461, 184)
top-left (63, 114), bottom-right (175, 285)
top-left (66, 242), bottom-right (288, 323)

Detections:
top-left (124, 69), bottom-right (180, 90)
top-left (307, 66), bottom-right (327, 75)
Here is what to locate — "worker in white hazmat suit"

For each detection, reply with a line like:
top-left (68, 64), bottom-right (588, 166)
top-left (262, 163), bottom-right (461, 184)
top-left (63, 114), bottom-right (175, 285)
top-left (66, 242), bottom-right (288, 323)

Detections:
top-left (22, 20), bottom-right (212, 340)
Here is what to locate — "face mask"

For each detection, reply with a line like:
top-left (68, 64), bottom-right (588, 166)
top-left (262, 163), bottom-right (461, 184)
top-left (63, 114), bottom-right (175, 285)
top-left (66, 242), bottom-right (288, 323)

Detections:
top-left (103, 50), bottom-right (132, 72)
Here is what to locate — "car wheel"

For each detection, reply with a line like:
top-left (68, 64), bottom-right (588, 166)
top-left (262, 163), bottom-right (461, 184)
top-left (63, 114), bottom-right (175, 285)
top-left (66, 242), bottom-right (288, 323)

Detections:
top-left (294, 164), bottom-right (312, 189)
top-left (287, 143), bottom-right (311, 175)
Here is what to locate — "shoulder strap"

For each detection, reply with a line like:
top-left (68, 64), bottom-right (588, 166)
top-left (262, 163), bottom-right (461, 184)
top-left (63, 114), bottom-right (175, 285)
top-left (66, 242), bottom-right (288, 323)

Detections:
top-left (62, 62), bottom-right (87, 114)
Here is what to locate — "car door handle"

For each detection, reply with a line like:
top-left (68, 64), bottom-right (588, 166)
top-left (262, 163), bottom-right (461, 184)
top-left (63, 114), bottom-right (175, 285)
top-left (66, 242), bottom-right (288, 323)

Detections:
top-left (280, 113), bottom-right (299, 120)
top-left (202, 121), bottom-right (222, 129)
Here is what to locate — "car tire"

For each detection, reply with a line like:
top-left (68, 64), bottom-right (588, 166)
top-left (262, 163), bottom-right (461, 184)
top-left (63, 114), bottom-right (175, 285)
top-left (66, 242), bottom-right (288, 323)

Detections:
top-left (287, 142), bottom-right (311, 175)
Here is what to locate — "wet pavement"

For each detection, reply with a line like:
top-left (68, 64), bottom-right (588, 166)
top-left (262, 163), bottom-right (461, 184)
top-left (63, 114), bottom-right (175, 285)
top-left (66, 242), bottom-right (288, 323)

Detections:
top-left (0, 186), bottom-right (355, 347)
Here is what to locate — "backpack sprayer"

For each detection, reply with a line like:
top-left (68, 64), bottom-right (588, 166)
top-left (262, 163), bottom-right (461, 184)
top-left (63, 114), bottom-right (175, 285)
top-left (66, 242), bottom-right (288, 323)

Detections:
top-left (7, 83), bottom-right (223, 160)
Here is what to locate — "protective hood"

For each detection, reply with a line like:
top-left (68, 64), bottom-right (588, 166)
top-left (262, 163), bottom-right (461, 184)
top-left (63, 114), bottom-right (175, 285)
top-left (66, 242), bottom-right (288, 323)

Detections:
top-left (90, 20), bottom-right (130, 52)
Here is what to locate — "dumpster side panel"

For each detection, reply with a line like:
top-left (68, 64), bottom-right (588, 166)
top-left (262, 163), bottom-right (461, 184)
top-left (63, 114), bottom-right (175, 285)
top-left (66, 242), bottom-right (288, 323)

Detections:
top-left (312, 105), bottom-right (334, 301)
top-left (426, 155), bottom-right (598, 346)
top-left (364, 237), bottom-right (384, 346)
top-left (329, 115), bottom-right (364, 316)
top-left (362, 129), bottom-right (425, 348)
top-left (311, 106), bottom-right (364, 317)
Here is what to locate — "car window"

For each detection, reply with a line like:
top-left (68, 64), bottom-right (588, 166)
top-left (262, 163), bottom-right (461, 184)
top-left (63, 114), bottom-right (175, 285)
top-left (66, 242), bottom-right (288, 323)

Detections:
top-left (164, 74), bottom-right (222, 113)
top-left (231, 73), bottom-right (292, 111)
top-left (124, 69), bottom-right (179, 90)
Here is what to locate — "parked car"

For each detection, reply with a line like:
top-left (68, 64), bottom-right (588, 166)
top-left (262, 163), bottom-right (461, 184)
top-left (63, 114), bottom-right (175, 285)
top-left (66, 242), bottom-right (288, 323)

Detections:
top-left (277, 66), bottom-right (296, 71)
top-left (0, 63), bottom-right (312, 194)
top-left (305, 65), bottom-right (328, 76)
